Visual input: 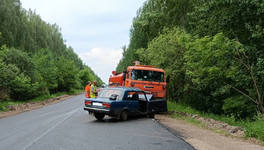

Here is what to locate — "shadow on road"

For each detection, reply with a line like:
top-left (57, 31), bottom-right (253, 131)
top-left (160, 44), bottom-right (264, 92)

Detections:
top-left (89, 115), bottom-right (151, 124)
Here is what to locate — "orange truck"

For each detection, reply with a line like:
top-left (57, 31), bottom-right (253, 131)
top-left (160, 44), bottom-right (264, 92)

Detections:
top-left (109, 61), bottom-right (169, 113)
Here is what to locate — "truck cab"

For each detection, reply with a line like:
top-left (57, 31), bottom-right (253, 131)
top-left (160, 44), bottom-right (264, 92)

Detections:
top-left (109, 61), bottom-right (167, 113)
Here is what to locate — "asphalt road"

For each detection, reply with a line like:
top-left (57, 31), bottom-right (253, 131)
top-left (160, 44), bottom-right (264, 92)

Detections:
top-left (0, 94), bottom-right (195, 150)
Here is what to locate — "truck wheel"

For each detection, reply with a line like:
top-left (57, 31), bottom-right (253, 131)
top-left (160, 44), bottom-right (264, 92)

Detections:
top-left (94, 113), bottom-right (105, 121)
top-left (148, 113), bottom-right (155, 119)
top-left (120, 110), bottom-right (128, 121)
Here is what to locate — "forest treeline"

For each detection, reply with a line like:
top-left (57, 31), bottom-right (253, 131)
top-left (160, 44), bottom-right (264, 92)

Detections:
top-left (117, 0), bottom-right (264, 119)
top-left (0, 0), bottom-right (103, 101)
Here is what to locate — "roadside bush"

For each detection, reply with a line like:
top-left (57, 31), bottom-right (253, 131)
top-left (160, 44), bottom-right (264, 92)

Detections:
top-left (244, 114), bottom-right (264, 141)
top-left (223, 96), bottom-right (256, 119)
top-left (33, 49), bottom-right (58, 92)
top-left (9, 73), bottom-right (32, 100)
top-left (0, 46), bottom-right (35, 79)
top-left (0, 58), bottom-right (19, 101)
top-left (0, 88), bottom-right (10, 102)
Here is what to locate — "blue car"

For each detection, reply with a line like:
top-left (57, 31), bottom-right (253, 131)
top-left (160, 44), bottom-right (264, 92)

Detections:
top-left (83, 87), bottom-right (167, 121)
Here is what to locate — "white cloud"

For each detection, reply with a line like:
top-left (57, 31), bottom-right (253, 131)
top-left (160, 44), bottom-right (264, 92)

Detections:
top-left (79, 48), bottom-right (123, 83)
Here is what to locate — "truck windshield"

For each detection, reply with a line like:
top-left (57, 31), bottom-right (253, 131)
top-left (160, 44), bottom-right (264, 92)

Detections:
top-left (131, 70), bottom-right (164, 82)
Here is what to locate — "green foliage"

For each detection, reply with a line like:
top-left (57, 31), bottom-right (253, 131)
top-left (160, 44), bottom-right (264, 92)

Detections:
top-left (137, 29), bottom-right (258, 117)
top-left (0, 45), bottom-right (49, 100)
top-left (78, 69), bottom-right (92, 87)
top-left (0, 58), bottom-right (20, 88)
top-left (117, 0), bottom-right (264, 117)
top-left (183, 33), bottom-right (256, 114)
top-left (80, 65), bottom-right (104, 86)
top-left (9, 73), bottom-right (32, 100)
top-left (245, 113), bottom-right (264, 141)
top-left (0, 0), bottom-right (103, 101)
top-left (245, 118), bottom-right (264, 141)
top-left (137, 27), bottom-right (192, 101)
top-left (57, 57), bottom-right (78, 92)
top-left (187, 0), bottom-right (264, 49)
top-left (223, 96), bottom-right (256, 119)
top-left (0, 102), bottom-right (10, 111)
top-left (185, 33), bottom-right (242, 87)
top-left (33, 49), bottom-right (58, 92)
top-left (187, 1), bottom-right (264, 102)
top-left (168, 100), bottom-right (199, 115)
top-left (0, 46), bottom-right (35, 79)
top-left (116, 0), bottom-right (196, 72)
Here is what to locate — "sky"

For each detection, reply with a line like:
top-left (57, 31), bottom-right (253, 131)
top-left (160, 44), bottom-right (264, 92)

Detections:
top-left (20, 0), bottom-right (145, 83)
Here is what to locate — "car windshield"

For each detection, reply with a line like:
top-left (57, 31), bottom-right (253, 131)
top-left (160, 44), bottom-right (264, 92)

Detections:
top-left (97, 89), bottom-right (124, 100)
top-left (131, 70), bottom-right (164, 82)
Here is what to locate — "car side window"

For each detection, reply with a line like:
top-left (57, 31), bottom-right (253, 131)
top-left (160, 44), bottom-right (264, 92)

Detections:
top-left (125, 92), bottom-right (137, 101)
top-left (137, 91), bottom-right (147, 101)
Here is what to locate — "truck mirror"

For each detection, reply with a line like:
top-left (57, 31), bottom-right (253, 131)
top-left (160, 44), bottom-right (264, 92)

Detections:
top-left (122, 70), bottom-right (127, 81)
top-left (122, 73), bottom-right (126, 81)
top-left (166, 75), bottom-right (170, 83)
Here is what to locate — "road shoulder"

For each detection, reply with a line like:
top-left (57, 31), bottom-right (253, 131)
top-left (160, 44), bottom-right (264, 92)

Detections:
top-left (156, 115), bottom-right (264, 150)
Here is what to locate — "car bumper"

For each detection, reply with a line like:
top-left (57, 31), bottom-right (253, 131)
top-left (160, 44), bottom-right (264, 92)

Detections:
top-left (84, 106), bottom-right (109, 112)
top-left (83, 106), bottom-right (120, 116)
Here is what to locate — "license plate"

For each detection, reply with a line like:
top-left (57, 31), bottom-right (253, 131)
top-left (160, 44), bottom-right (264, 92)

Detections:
top-left (93, 102), bottom-right (102, 106)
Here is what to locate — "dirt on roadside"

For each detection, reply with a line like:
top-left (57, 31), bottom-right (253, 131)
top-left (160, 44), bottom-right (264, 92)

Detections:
top-left (156, 114), bottom-right (264, 150)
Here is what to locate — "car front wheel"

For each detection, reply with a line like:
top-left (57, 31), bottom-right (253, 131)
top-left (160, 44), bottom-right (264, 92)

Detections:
top-left (94, 113), bottom-right (105, 121)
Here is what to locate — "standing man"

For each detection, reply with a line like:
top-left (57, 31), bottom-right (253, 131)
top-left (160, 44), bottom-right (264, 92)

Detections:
top-left (85, 81), bottom-right (91, 98)
top-left (90, 80), bottom-right (100, 98)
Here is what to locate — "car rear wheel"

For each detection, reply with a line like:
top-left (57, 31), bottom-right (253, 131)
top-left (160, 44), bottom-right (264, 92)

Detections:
top-left (94, 113), bottom-right (105, 121)
top-left (120, 110), bottom-right (128, 121)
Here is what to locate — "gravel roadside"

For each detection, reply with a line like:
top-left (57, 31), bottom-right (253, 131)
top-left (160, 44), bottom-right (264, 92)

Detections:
top-left (156, 115), bottom-right (264, 150)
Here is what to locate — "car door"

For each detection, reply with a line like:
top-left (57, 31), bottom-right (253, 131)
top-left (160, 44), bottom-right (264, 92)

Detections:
top-left (124, 91), bottom-right (139, 114)
top-left (138, 91), bottom-right (167, 113)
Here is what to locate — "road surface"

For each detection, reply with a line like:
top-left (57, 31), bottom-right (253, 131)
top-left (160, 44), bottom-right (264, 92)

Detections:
top-left (0, 94), bottom-right (195, 150)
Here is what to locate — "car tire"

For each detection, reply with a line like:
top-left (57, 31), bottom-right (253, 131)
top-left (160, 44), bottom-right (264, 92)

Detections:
top-left (148, 113), bottom-right (155, 119)
top-left (94, 113), bottom-right (105, 121)
top-left (120, 110), bottom-right (128, 121)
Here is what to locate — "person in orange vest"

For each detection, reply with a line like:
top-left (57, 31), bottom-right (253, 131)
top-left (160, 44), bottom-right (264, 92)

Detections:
top-left (85, 81), bottom-right (91, 98)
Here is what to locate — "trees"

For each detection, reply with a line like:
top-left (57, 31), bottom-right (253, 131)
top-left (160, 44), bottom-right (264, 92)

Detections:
top-left (186, 0), bottom-right (264, 116)
top-left (0, 46), bottom-right (47, 100)
top-left (136, 28), bottom-right (191, 101)
top-left (118, 0), bottom-right (264, 117)
top-left (0, 59), bottom-right (19, 101)
top-left (0, 0), bottom-right (103, 101)
top-left (33, 49), bottom-right (58, 93)
top-left (116, 0), bottom-right (195, 72)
